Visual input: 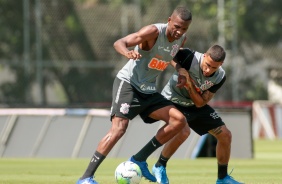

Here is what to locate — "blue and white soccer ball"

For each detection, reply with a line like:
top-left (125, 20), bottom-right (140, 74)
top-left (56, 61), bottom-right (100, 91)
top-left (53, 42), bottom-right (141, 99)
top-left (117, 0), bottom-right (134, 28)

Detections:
top-left (115, 161), bottom-right (142, 184)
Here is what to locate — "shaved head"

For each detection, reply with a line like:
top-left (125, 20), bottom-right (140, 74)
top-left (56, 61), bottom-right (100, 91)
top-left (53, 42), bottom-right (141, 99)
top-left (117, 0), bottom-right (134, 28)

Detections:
top-left (172, 7), bottom-right (192, 21)
top-left (207, 45), bottom-right (226, 62)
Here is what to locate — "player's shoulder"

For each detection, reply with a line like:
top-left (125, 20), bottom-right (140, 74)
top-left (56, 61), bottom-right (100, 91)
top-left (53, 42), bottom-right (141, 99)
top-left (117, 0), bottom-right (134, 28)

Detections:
top-left (176, 47), bottom-right (196, 60)
top-left (141, 24), bottom-right (159, 31)
top-left (138, 24), bottom-right (160, 38)
top-left (179, 47), bottom-right (195, 54)
top-left (140, 23), bottom-right (169, 37)
top-left (218, 66), bottom-right (226, 76)
top-left (215, 67), bottom-right (226, 82)
top-left (153, 23), bottom-right (167, 28)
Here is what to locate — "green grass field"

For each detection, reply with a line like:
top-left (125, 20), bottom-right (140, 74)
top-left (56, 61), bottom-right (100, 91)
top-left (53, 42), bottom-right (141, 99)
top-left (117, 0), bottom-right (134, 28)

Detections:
top-left (0, 139), bottom-right (282, 184)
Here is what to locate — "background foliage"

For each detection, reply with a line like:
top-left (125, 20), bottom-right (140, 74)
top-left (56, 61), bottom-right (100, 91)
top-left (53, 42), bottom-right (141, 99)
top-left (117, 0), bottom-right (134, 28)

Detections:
top-left (0, 0), bottom-right (281, 107)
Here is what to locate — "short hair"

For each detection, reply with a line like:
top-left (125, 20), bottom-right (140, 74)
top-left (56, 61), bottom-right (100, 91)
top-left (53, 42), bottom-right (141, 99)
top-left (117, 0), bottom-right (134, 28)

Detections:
top-left (172, 7), bottom-right (192, 21)
top-left (207, 45), bottom-right (226, 62)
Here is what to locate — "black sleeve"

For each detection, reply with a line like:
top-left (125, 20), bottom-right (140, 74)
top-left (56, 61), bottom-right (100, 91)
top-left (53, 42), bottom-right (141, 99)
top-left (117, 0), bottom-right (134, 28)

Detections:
top-left (208, 75), bottom-right (226, 93)
top-left (173, 48), bottom-right (195, 70)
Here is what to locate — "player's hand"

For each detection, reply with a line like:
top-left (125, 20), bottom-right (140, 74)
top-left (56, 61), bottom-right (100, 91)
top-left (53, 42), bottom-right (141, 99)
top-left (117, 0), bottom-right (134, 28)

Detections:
top-left (125, 50), bottom-right (142, 60)
top-left (176, 68), bottom-right (188, 88)
top-left (177, 74), bottom-right (187, 88)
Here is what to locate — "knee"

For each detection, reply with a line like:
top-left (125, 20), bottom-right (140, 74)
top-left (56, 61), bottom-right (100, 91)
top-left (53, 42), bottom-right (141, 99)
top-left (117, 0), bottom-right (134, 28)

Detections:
top-left (226, 129), bottom-right (232, 142)
top-left (179, 124), bottom-right (190, 140)
top-left (219, 128), bottom-right (232, 144)
top-left (114, 126), bottom-right (127, 138)
top-left (111, 118), bottom-right (129, 138)
top-left (174, 112), bottom-right (187, 129)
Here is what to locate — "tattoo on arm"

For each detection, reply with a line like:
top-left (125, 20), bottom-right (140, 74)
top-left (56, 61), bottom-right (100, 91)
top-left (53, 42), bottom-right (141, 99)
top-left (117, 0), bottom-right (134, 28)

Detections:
top-left (202, 90), bottom-right (214, 104)
top-left (185, 86), bottom-right (215, 107)
top-left (186, 85), bottom-right (198, 96)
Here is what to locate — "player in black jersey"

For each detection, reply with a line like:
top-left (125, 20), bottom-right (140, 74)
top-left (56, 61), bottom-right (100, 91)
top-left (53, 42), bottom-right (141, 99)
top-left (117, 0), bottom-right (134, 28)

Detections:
top-left (152, 45), bottom-right (244, 184)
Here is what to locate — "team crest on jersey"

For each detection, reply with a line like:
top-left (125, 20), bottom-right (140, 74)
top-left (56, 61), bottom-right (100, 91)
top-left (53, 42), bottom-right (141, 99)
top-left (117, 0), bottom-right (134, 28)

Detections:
top-left (120, 103), bottom-right (130, 114)
top-left (170, 44), bottom-right (179, 57)
top-left (200, 80), bottom-right (214, 91)
top-left (192, 77), bottom-right (214, 92)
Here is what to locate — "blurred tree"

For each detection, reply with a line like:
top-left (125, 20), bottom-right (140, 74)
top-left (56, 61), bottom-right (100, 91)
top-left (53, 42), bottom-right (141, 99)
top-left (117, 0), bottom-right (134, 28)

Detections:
top-left (0, 0), bottom-right (281, 106)
top-left (0, 0), bottom-right (114, 106)
top-left (0, 0), bottom-right (29, 104)
top-left (184, 0), bottom-right (282, 101)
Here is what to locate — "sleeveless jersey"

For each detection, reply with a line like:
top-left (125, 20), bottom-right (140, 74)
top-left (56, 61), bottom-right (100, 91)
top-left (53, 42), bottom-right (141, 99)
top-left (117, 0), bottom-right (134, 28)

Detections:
top-left (162, 48), bottom-right (226, 107)
top-left (116, 23), bottom-right (185, 94)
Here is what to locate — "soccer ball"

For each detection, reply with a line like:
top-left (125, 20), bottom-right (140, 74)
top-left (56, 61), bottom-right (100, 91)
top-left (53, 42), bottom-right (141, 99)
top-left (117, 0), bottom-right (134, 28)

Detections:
top-left (115, 161), bottom-right (142, 184)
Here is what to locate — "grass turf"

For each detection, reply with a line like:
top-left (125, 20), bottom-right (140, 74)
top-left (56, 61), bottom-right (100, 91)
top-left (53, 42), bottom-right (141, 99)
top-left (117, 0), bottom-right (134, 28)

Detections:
top-left (0, 139), bottom-right (282, 184)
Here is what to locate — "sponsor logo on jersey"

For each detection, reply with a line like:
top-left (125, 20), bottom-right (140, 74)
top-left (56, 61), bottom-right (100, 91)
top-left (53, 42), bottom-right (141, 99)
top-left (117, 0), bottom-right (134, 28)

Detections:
top-left (171, 97), bottom-right (194, 106)
top-left (158, 46), bottom-right (171, 53)
top-left (140, 84), bottom-right (156, 91)
top-left (164, 47), bottom-right (170, 52)
top-left (148, 58), bottom-right (170, 71)
top-left (155, 54), bottom-right (163, 59)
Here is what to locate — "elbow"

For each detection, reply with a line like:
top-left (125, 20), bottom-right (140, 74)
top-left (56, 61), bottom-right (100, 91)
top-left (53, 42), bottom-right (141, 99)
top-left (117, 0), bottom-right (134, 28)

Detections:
top-left (194, 102), bottom-right (206, 108)
top-left (113, 40), bottom-right (118, 49)
top-left (194, 104), bottom-right (204, 108)
top-left (113, 39), bottom-right (125, 53)
top-left (113, 38), bottom-right (123, 49)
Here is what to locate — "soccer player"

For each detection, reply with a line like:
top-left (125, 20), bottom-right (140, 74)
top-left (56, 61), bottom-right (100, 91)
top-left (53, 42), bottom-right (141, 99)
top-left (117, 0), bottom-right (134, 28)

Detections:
top-left (151, 45), bottom-right (244, 184)
top-left (76, 7), bottom-right (192, 184)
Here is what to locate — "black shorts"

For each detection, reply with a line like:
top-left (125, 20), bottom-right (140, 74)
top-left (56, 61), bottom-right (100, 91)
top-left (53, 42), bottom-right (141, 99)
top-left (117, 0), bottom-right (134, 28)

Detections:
top-left (111, 77), bottom-right (173, 123)
top-left (174, 103), bottom-right (225, 135)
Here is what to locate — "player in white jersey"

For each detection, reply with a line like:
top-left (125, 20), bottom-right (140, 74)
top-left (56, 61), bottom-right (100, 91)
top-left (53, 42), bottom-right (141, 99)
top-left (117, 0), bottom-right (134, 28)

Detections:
top-left (76, 7), bottom-right (192, 184)
top-left (151, 45), bottom-right (244, 184)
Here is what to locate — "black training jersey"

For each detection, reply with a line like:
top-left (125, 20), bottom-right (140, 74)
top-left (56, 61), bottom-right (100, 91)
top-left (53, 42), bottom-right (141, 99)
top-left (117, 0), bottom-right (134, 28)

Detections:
top-left (161, 48), bottom-right (226, 107)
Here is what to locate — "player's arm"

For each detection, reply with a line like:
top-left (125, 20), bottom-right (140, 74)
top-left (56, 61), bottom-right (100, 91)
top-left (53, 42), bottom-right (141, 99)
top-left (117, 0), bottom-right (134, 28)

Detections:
top-left (170, 48), bottom-right (195, 88)
top-left (178, 68), bottom-right (216, 108)
top-left (170, 60), bottom-right (187, 88)
top-left (187, 85), bottom-right (215, 108)
top-left (113, 25), bottom-right (159, 60)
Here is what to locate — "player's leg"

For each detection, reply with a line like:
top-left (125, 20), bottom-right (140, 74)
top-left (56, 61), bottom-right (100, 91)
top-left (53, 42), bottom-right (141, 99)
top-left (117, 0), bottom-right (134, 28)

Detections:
top-left (129, 94), bottom-right (186, 182)
top-left (77, 117), bottom-right (129, 184)
top-left (209, 125), bottom-right (232, 179)
top-left (150, 105), bottom-right (187, 144)
top-left (152, 123), bottom-right (190, 184)
top-left (136, 104), bottom-right (187, 157)
top-left (209, 125), bottom-right (244, 184)
top-left (77, 78), bottom-right (136, 184)
top-left (204, 106), bottom-right (243, 184)
top-left (151, 104), bottom-right (192, 184)
top-left (180, 105), bottom-right (229, 182)
top-left (158, 123), bottom-right (190, 158)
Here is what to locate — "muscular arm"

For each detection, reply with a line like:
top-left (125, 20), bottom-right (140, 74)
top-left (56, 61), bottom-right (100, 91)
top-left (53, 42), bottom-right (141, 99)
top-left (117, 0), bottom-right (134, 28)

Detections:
top-left (113, 25), bottom-right (159, 59)
top-left (170, 60), bottom-right (187, 88)
top-left (178, 68), bottom-right (215, 108)
top-left (185, 83), bottom-right (215, 108)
